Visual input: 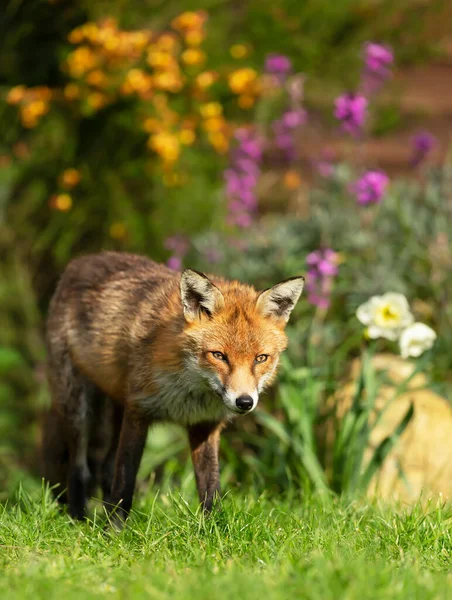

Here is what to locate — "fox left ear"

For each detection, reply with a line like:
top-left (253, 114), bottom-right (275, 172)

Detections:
top-left (180, 269), bottom-right (225, 322)
top-left (256, 277), bottom-right (304, 324)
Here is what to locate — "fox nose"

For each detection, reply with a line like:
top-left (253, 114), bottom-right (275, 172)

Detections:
top-left (235, 395), bottom-right (254, 412)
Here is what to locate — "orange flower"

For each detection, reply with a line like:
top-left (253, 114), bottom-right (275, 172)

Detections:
top-left (208, 132), bottom-right (229, 154)
top-left (283, 170), bottom-right (302, 190)
top-left (181, 48), bottom-right (205, 66)
top-left (87, 92), bottom-right (107, 110)
top-left (60, 168), bottom-right (81, 188)
top-left (143, 118), bottom-right (161, 133)
top-left (153, 71), bottom-right (184, 93)
top-left (66, 46), bottom-right (98, 77)
top-left (50, 193), bottom-right (73, 212)
top-left (238, 95), bottom-right (255, 109)
top-left (199, 102), bottom-right (222, 118)
top-left (179, 129), bottom-right (196, 145)
top-left (64, 83), bottom-right (81, 100)
top-left (171, 11), bottom-right (206, 32)
top-left (7, 85), bottom-right (26, 105)
top-left (185, 30), bottom-right (204, 46)
top-left (20, 100), bottom-right (49, 128)
top-left (149, 132), bottom-right (180, 163)
top-left (86, 69), bottom-right (107, 87)
top-left (195, 71), bottom-right (218, 89)
top-left (156, 33), bottom-right (179, 52)
top-left (121, 69), bottom-right (152, 95)
top-left (228, 68), bottom-right (258, 94)
top-left (203, 117), bottom-right (225, 133)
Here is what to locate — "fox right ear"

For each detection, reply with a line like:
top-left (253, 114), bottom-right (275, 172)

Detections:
top-left (180, 269), bottom-right (225, 322)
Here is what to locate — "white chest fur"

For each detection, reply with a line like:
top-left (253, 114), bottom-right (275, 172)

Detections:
top-left (137, 367), bottom-right (231, 425)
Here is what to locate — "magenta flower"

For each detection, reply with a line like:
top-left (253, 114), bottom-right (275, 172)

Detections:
top-left (282, 109), bottom-right (307, 128)
top-left (225, 128), bottom-right (263, 228)
top-left (334, 93), bottom-right (368, 137)
top-left (364, 43), bottom-right (393, 77)
top-left (312, 148), bottom-right (336, 178)
top-left (167, 256), bottom-right (182, 270)
top-left (265, 54), bottom-right (292, 75)
top-left (165, 234), bottom-right (189, 270)
top-left (361, 42), bottom-right (393, 94)
top-left (305, 249), bottom-right (339, 309)
top-left (351, 170), bottom-right (389, 205)
top-left (411, 131), bottom-right (437, 167)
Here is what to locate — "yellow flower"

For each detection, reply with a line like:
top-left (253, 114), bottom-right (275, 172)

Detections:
top-left (203, 116), bottom-right (225, 133)
top-left (153, 71), bottom-right (183, 92)
top-left (51, 194), bottom-right (73, 212)
top-left (68, 27), bottom-right (84, 44)
top-left (155, 33), bottom-right (178, 52)
top-left (228, 68), bottom-right (258, 94)
top-left (87, 92), bottom-right (107, 110)
top-left (7, 85), bottom-right (26, 105)
top-left (185, 30), bottom-right (204, 46)
top-left (195, 71), bottom-right (218, 89)
top-left (179, 129), bottom-right (196, 145)
top-left (238, 95), bottom-right (255, 109)
top-left (110, 222), bottom-right (127, 240)
top-left (171, 11), bottom-right (206, 32)
top-left (122, 69), bottom-right (152, 94)
top-left (149, 132), bottom-right (180, 163)
top-left (86, 69), bottom-right (107, 87)
top-left (199, 102), bottom-right (223, 118)
top-left (60, 168), bottom-right (81, 188)
top-left (64, 83), bottom-right (81, 100)
top-left (21, 100), bottom-right (49, 128)
top-left (208, 132), bottom-right (229, 154)
top-left (230, 44), bottom-right (248, 59)
top-left (181, 49), bottom-right (205, 66)
top-left (143, 118), bottom-right (161, 133)
top-left (66, 46), bottom-right (98, 77)
top-left (147, 48), bottom-right (175, 69)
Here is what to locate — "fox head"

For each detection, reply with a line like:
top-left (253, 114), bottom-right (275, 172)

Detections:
top-left (180, 269), bottom-right (304, 415)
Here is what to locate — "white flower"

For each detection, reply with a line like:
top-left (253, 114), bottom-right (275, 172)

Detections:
top-left (399, 322), bottom-right (437, 358)
top-left (356, 292), bottom-right (414, 341)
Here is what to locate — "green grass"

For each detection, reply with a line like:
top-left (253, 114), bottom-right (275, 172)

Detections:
top-left (1, 486), bottom-right (451, 600)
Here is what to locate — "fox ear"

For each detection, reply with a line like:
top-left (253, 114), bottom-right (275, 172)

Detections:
top-left (256, 277), bottom-right (304, 324)
top-left (180, 269), bottom-right (225, 322)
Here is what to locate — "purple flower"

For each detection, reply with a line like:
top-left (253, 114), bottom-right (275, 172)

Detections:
top-left (282, 109), bottom-right (306, 129)
top-left (265, 54), bottom-right (292, 75)
top-left (305, 249), bottom-right (339, 309)
top-left (334, 93), bottom-right (368, 137)
top-left (411, 131), bottom-right (437, 167)
top-left (352, 170), bottom-right (389, 205)
top-left (364, 43), bottom-right (393, 77)
top-left (361, 42), bottom-right (393, 95)
top-left (225, 128), bottom-right (263, 228)
top-left (312, 148), bottom-right (336, 178)
top-left (167, 256), bottom-right (182, 270)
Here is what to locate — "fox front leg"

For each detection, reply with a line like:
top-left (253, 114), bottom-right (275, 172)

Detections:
top-left (108, 409), bottom-right (149, 526)
top-left (188, 421), bottom-right (223, 512)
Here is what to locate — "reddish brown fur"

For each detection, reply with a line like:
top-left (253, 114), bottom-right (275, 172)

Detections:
top-left (42, 251), bottom-right (303, 522)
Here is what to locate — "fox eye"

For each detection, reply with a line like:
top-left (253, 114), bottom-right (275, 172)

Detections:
top-left (255, 354), bottom-right (269, 364)
top-left (211, 351), bottom-right (227, 361)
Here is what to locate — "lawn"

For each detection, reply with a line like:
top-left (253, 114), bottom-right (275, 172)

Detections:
top-left (1, 487), bottom-right (451, 599)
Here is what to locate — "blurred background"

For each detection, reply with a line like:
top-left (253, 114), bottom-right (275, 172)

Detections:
top-left (1, 0), bottom-right (451, 504)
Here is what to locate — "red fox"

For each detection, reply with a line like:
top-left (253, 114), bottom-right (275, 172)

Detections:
top-left (42, 252), bottom-right (304, 523)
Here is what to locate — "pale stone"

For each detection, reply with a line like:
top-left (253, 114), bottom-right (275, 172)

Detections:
top-left (328, 353), bottom-right (452, 503)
